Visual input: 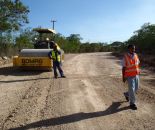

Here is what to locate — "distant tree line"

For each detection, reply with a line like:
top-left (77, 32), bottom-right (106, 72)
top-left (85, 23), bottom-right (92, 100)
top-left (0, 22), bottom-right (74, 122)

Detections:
top-left (0, 0), bottom-right (155, 57)
top-left (54, 34), bottom-right (110, 53)
top-left (110, 23), bottom-right (155, 55)
top-left (110, 23), bottom-right (155, 68)
top-left (126, 23), bottom-right (155, 54)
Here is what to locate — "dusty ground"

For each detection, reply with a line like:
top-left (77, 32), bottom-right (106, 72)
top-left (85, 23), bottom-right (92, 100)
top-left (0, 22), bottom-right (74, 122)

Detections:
top-left (0, 52), bottom-right (154, 130)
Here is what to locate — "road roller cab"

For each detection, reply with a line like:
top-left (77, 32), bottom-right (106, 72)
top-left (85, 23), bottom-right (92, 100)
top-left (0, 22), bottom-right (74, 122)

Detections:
top-left (13, 28), bottom-right (64, 70)
top-left (33, 28), bottom-right (56, 49)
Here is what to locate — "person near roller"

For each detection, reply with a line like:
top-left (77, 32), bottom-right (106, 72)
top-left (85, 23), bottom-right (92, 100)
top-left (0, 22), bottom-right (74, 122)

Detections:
top-left (122, 44), bottom-right (140, 110)
top-left (49, 42), bottom-right (66, 78)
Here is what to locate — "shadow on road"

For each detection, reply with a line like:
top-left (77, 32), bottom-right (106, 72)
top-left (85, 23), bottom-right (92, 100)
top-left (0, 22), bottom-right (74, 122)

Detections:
top-left (0, 66), bottom-right (45, 76)
top-left (10, 101), bottom-right (130, 130)
top-left (0, 77), bottom-right (51, 83)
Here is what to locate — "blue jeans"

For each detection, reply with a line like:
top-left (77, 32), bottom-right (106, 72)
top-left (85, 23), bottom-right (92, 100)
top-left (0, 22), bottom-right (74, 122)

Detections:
top-left (125, 75), bottom-right (139, 105)
top-left (53, 61), bottom-right (64, 77)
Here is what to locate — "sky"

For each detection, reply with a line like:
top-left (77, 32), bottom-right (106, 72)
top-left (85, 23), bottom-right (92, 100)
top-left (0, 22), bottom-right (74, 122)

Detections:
top-left (21, 0), bottom-right (155, 43)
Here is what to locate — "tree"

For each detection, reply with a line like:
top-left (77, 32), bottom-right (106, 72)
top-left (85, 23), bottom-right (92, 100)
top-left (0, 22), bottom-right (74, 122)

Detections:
top-left (0, 32), bottom-right (14, 56)
top-left (110, 41), bottom-right (125, 52)
top-left (0, 0), bottom-right (29, 32)
top-left (15, 28), bottom-right (35, 50)
top-left (127, 23), bottom-right (155, 54)
top-left (66, 34), bottom-right (82, 53)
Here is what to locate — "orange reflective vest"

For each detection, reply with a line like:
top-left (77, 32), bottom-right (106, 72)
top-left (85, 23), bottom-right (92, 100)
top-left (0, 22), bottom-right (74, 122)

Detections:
top-left (124, 53), bottom-right (140, 77)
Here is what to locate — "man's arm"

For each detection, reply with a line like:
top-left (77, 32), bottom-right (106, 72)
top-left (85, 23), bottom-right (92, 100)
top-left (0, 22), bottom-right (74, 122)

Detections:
top-left (122, 67), bottom-right (126, 82)
top-left (48, 51), bottom-right (53, 59)
top-left (137, 53), bottom-right (140, 74)
top-left (122, 56), bottom-right (126, 83)
top-left (57, 49), bottom-right (61, 55)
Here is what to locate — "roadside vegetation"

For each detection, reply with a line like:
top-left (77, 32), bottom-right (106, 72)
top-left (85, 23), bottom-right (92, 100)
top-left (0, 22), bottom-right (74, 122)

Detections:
top-left (111, 23), bottom-right (155, 69)
top-left (0, 0), bottom-right (154, 68)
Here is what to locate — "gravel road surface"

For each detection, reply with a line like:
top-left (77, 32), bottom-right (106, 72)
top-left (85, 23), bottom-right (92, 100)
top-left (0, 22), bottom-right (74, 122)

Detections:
top-left (0, 52), bottom-right (154, 130)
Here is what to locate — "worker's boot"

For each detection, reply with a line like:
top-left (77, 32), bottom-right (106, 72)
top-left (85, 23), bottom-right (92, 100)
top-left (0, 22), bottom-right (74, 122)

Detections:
top-left (54, 75), bottom-right (58, 79)
top-left (61, 75), bottom-right (66, 78)
top-left (130, 104), bottom-right (137, 110)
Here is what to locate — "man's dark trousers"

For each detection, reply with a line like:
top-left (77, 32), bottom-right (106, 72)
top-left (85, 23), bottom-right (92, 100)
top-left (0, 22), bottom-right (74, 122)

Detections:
top-left (53, 61), bottom-right (64, 77)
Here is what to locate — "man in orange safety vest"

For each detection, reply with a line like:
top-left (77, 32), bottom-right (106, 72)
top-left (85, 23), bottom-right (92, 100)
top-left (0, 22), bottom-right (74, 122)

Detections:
top-left (122, 44), bottom-right (140, 110)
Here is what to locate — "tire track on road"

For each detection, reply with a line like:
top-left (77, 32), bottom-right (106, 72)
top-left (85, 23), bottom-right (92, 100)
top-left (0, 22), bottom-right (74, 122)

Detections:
top-left (1, 72), bottom-right (51, 130)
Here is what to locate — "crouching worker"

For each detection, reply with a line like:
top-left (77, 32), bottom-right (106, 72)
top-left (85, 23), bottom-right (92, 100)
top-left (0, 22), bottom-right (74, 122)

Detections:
top-left (49, 43), bottom-right (66, 79)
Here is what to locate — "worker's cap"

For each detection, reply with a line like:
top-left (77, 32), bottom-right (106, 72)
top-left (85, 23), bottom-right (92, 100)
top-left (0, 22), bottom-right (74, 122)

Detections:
top-left (50, 41), bottom-right (55, 44)
top-left (50, 41), bottom-right (56, 46)
top-left (128, 44), bottom-right (135, 49)
top-left (50, 41), bottom-right (57, 48)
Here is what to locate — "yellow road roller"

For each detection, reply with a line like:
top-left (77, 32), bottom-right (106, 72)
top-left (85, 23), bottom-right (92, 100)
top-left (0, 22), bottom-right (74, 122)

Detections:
top-left (13, 28), bottom-right (64, 70)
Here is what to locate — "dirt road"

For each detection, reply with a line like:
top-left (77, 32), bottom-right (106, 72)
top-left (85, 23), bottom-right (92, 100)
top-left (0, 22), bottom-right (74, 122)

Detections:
top-left (0, 52), bottom-right (154, 130)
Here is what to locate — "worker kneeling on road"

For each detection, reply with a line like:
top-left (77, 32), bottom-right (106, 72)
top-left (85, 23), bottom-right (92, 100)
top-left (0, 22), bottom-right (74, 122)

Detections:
top-left (49, 42), bottom-right (66, 79)
top-left (122, 44), bottom-right (140, 110)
